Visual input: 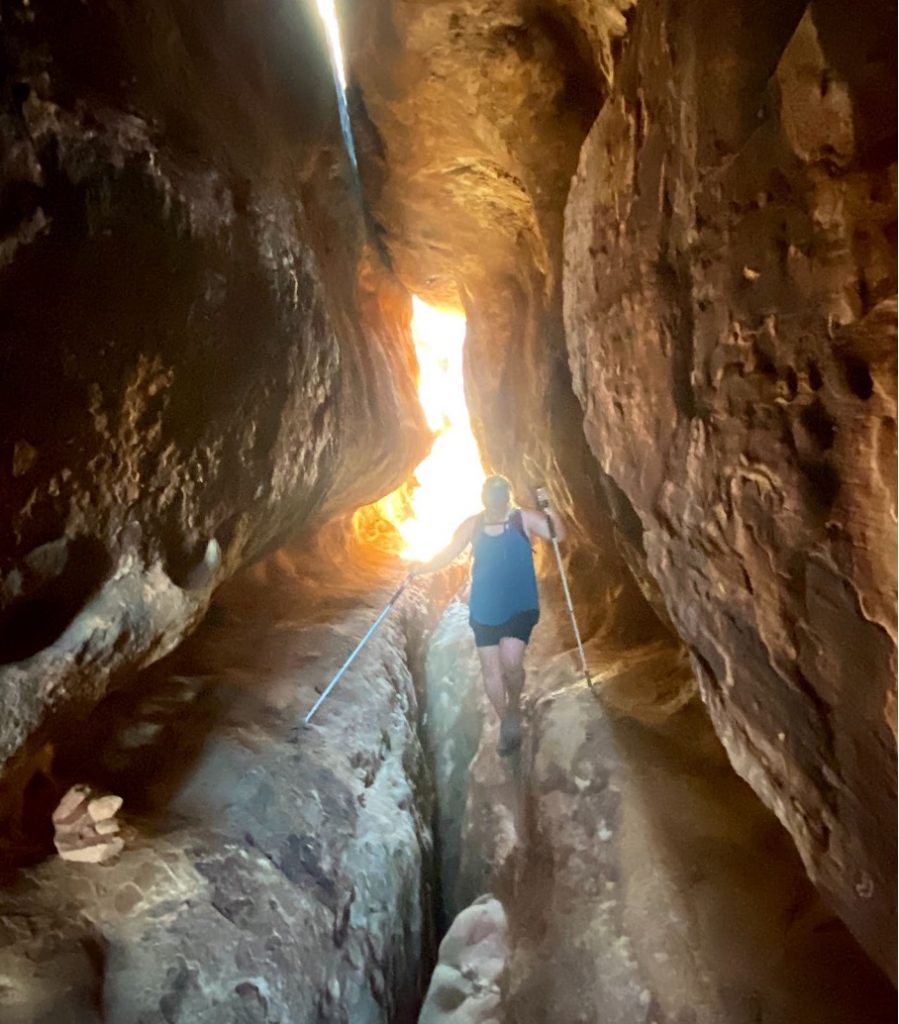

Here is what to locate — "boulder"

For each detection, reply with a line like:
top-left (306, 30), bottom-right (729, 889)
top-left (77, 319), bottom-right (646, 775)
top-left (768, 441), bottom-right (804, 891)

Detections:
top-left (419, 895), bottom-right (509, 1024)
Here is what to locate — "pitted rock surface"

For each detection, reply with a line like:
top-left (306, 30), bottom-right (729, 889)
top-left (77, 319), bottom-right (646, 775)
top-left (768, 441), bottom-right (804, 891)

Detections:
top-left (563, 1), bottom-right (896, 972)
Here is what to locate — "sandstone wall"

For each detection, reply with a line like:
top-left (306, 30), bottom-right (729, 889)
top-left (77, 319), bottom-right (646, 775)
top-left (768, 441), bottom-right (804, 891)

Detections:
top-left (0, 1), bottom-right (428, 775)
top-left (347, 0), bottom-right (897, 978)
top-left (564, 0), bottom-right (897, 972)
top-left (345, 0), bottom-right (677, 709)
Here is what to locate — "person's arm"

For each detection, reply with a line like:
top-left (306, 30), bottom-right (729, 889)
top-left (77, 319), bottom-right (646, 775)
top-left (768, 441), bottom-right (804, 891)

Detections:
top-left (410, 516), bottom-right (477, 575)
top-left (523, 489), bottom-right (567, 543)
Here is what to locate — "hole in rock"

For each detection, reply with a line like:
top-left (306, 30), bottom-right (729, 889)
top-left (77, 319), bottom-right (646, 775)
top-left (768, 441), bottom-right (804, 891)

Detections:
top-left (841, 354), bottom-right (875, 399)
top-left (799, 459), bottom-right (841, 515)
top-left (799, 398), bottom-right (837, 451)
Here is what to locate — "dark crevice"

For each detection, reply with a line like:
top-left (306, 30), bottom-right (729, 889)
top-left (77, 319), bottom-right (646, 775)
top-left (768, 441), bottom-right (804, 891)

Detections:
top-left (520, 1), bottom-right (606, 122)
top-left (840, 354), bottom-right (875, 399)
top-left (0, 536), bottom-right (112, 665)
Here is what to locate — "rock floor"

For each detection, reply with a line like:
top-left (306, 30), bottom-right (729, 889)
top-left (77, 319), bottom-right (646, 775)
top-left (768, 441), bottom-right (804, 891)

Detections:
top-left (0, 556), bottom-right (893, 1023)
top-left (0, 552), bottom-right (436, 1024)
top-left (422, 597), bottom-right (895, 1023)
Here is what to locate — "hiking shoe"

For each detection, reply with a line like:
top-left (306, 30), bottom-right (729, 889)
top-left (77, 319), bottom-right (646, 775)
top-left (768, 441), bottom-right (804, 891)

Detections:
top-left (497, 712), bottom-right (522, 757)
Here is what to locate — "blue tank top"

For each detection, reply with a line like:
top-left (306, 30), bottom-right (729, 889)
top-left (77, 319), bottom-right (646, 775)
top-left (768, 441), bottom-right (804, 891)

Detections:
top-left (469, 510), bottom-right (540, 625)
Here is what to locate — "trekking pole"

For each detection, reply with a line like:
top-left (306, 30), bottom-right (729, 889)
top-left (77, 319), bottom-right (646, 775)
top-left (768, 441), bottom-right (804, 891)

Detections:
top-left (536, 487), bottom-right (593, 689)
top-left (304, 574), bottom-right (413, 725)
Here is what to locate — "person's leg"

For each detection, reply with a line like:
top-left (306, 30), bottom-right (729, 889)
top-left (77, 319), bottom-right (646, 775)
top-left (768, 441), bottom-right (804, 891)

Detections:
top-left (496, 636), bottom-right (527, 755)
top-left (476, 645), bottom-right (506, 719)
top-left (498, 636), bottom-right (527, 711)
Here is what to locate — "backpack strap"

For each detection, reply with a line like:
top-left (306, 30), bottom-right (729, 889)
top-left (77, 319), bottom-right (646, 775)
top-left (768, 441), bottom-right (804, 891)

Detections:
top-left (510, 508), bottom-right (528, 539)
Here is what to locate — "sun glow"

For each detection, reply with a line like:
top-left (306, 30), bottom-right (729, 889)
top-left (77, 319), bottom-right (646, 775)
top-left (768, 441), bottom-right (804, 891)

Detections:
top-left (315, 0), bottom-right (348, 88)
top-left (374, 297), bottom-right (485, 562)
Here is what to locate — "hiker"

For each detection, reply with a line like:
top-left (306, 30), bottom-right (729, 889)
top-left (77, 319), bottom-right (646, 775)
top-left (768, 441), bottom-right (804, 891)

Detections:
top-left (411, 475), bottom-right (565, 756)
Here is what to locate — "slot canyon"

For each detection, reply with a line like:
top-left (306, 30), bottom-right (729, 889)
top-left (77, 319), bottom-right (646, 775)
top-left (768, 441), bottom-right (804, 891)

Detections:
top-left (0, 0), bottom-right (895, 1021)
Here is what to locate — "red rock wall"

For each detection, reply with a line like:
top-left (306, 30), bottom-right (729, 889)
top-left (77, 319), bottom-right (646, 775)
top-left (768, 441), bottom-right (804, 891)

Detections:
top-left (0, 1), bottom-right (428, 771)
top-left (347, 0), bottom-right (896, 983)
top-left (346, 0), bottom-right (674, 658)
top-left (564, 0), bottom-right (897, 975)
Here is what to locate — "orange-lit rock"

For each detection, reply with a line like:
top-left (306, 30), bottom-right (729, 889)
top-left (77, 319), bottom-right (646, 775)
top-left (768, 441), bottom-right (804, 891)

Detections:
top-left (0, 0), bottom-right (428, 778)
top-left (564, 2), bottom-right (897, 974)
top-left (347, 0), bottom-right (896, 982)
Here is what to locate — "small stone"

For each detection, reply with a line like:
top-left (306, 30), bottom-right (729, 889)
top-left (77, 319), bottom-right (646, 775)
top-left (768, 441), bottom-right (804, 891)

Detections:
top-left (94, 817), bottom-right (121, 835)
top-left (742, 266), bottom-right (760, 281)
top-left (855, 872), bottom-right (874, 899)
top-left (52, 785), bottom-right (90, 826)
top-left (88, 794), bottom-right (123, 822)
top-left (59, 837), bottom-right (124, 864)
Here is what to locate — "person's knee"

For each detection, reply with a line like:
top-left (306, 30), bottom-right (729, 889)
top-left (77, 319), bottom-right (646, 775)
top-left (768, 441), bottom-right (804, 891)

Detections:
top-left (480, 658), bottom-right (503, 690)
top-left (501, 660), bottom-right (525, 688)
top-left (486, 664), bottom-right (505, 690)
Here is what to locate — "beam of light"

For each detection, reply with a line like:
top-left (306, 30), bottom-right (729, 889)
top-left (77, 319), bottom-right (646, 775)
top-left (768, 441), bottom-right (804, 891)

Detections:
top-left (315, 0), bottom-right (358, 167)
top-left (315, 0), bottom-right (348, 89)
top-left (369, 297), bottom-right (485, 562)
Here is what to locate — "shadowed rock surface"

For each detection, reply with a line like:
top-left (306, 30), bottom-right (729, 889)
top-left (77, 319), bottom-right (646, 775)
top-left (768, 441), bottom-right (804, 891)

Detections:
top-left (0, 0), bottom-right (429, 787)
top-left (0, 545), bottom-right (438, 1023)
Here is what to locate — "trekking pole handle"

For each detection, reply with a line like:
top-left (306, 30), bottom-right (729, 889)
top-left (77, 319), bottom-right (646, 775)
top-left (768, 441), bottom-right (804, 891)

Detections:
top-left (535, 486), bottom-right (557, 539)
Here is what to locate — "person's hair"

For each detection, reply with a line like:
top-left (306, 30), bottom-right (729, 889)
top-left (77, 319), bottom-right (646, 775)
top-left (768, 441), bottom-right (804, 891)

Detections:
top-left (481, 474), bottom-right (511, 507)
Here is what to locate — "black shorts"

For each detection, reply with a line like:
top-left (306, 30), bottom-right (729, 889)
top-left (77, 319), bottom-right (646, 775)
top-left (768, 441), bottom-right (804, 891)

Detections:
top-left (470, 609), bottom-right (540, 648)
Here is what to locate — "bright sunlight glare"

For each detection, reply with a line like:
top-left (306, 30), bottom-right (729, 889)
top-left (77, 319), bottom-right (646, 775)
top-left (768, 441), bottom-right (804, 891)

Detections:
top-left (375, 297), bottom-right (485, 562)
top-left (315, 0), bottom-right (348, 88)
